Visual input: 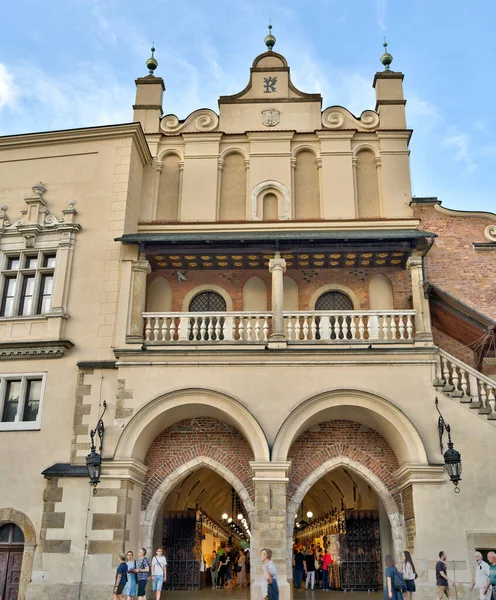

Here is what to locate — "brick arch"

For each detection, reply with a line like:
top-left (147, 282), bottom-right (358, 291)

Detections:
top-left (142, 417), bottom-right (254, 511)
top-left (287, 421), bottom-right (400, 510)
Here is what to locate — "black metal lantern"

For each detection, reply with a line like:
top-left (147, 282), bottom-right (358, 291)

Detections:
top-left (85, 401), bottom-right (107, 491)
top-left (435, 397), bottom-right (462, 492)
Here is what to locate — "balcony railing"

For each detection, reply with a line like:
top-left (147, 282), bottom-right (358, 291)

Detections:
top-left (143, 310), bottom-right (415, 344)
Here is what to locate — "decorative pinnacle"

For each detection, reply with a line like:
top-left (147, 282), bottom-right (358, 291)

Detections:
top-left (380, 40), bottom-right (393, 71)
top-left (264, 23), bottom-right (276, 51)
top-left (146, 44), bottom-right (158, 75)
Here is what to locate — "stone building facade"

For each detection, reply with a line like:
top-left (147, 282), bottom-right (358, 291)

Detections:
top-left (0, 33), bottom-right (495, 600)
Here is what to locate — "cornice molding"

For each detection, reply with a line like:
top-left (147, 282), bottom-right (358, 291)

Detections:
top-left (0, 339), bottom-right (74, 360)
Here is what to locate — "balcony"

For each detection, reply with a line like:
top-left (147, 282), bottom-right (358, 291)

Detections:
top-left (143, 310), bottom-right (416, 345)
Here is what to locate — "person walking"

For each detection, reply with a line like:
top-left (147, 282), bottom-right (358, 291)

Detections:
top-left (136, 548), bottom-right (150, 600)
top-left (470, 552), bottom-right (491, 600)
top-left (293, 547), bottom-right (305, 590)
top-left (123, 551), bottom-right (137, 600)
top-left (218, 549), bottom-right (227, 589)
top-left (384, 554), bottom-right (404, 600)
top-left (237, 549), bottom-right (247, 588)
top-left (114, 554), bottom-right (128, 600)
top-left (304, 548), bottom-right (316, 590)
top-left (151, 547), bottom-right (167, 600)
top-left (402, 550), bottom-right (417, 600)
top-left (436, 551), bottom-right (454, 600)
top-left (211, 550), bottom-right (219, 589)
top-left (225, 546), bottom-right (233, 590)
top-left (483, 551), bottom-right (496, 600)
top-left (321, 547), bottom-right (333, 592)
top-left (261, 548), bottom-right (279, 600)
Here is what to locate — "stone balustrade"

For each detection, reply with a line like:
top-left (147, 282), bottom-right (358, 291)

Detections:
top-left (435, 349), bottom-right (496, 421)
top-left (143, 309), bottom-right (416, 344)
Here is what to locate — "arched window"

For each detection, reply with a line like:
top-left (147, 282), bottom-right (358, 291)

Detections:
top-left (315, 291), bottom-right (354, 311)
top-left (315, 291), bottom-right (354, 340)
top-left (188, 292), bottom-right (227, 341)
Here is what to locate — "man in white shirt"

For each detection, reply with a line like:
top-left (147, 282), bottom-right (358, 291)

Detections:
top-left (151, 547), bottom-right (167, 600)
top-left (470, 552), bottom-right (491, 600)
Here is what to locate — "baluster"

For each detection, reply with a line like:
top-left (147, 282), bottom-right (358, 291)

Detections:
top-left (200, 317), bottom-right (207, 341)
top-left (349, 315), bottom-right (357, 340)
top-left (153, 317), bottom-right (160, 342)
top-left (193, 317), bottom-right (199, 341)
top-left (215, 317), bottom-right (222, 340)
top-left (452, 365), bottom-right (465, 397)
top-left (342, 314), bottom-right (349, 340)
top-left (232, 316), bottom-right (238, 341)
top-left (238, 316), bottom-right (245, 341)
top-left (310, 315), bottom-right (317, 340)
top-left (294, 316), bottom-right (301, 340)
top-left (460, 369), bottom-right (468, 396)
top-left (406, 314), bottom-right (413, 339)
top-left (263, 317), bottom-right (269, 341)
top-left (207, 317), bottom-right (214, 340)
top-left (287, 315), bottom-right (294, 341)
top-left (451, 365), bottom-right (460, 394)
top-left (358, 315), bottom-right (365, 340)
top-left (255, 316), bottom-right (261, 341)
top-left (145, 318), bottom-right (152, 341)
top-left (381, 315), bottom-right (388, 340)
top-left (303, 316), bottom-right (309, 340)
top-left (487, 386), bottom-right (496, 420)
top-left (398, 315), bottom-right (405, 340)
top-left (246, 316), bottom-right (253, 341)
top-left (161, 317), bottom-right (168, 342)
top-left (441, 357), bottom-right (454, 391)
top-left (169, 317), bottom-right (177, 342)
top-left (479, 382), bottom-right (490, 414)
top-left (434, 354), bottom-right (444, 387)
top-left (390, 315), bottom-right (397, 340)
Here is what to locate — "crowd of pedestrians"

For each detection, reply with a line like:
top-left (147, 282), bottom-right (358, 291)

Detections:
top-left (210, 546), bottom-right (250, 590)
top-left (113, 547), bottom-right (166, 600)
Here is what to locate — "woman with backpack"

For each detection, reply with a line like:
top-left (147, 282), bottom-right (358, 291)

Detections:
top-left (402, 550), bottom-right (417, 600)
top-left (384, 554), bottom-right (405, 600)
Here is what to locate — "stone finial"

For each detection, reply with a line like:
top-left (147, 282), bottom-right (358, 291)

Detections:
top-left (32, 182), bottom-right (47, 198)
top-left (380, 41), bottom-right (393, 71)
top-left (264, 24), bottom-right (276, 51)
top-left (146, 45), bottom-right (158, 75)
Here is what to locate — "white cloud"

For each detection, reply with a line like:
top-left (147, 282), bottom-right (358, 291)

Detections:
top-left (442, 130), bottom-right (477, 173)
top-left (377, 0), bottom-right (387, 31)
top-left (0, 63), bottom-right (16, 109)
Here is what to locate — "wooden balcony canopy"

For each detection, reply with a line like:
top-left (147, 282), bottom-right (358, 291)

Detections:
top-left (117, 229), bottom-right (435, 271)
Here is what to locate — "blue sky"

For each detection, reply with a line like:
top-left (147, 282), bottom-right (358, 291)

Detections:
top-left (0, 0), bottom-right (495, 213)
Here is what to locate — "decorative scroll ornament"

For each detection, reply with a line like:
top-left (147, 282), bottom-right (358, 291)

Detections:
top-left (262, 108), bottom-right (280, 127)
top-left (484, 225), bottom-right (496, 242)
top-left (322, 106), bottom-right (380, 131)
top-left (160, 109), bottom-right (219, 134)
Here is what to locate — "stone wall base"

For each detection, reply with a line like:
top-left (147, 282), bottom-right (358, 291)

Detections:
top-left (26, 583), bottom-right (160, 600)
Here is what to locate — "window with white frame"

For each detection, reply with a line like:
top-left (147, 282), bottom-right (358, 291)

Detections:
top-left (0, 251), bottom-right (56, 317)
top-left (0, 374), bottom-right (46, 430)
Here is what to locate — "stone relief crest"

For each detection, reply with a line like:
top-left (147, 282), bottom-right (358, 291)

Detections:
top-left (262, 108), bottom-right (280, 127)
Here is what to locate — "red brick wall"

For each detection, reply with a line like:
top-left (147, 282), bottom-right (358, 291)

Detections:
top-left (142, 418), bottom-right (255, 510)
top-left (414, 204), bottom-right (496, 319)
top-left (432, 326), bottom-right (476, 368)
top-left (148, 267), bottom-right (411, 312)
top-left (287, 420), bottom-right (402, 513)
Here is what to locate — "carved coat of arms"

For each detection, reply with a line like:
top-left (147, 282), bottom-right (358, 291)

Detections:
top-left (262, 108), bottom-right (280, 127)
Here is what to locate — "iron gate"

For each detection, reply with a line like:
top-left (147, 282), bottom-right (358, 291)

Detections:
top-left (163, 510), bottom-right (203, 590)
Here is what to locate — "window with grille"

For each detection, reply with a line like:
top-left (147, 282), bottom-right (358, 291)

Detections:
top-left (315, 291), bottom-right (354, 311)
top-left (188, 292), bottom-right (227, 341)
top-left (0, 252), bottom-right (56, 317)
top-left (315, 291), bottom-right (354, 340)
top-left (0, 374), bottom-right (45, 430)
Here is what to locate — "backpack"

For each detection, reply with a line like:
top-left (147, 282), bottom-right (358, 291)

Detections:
top-left (314, 557), bottom-right (320, 571)
top-left (393, 568), bottom-right (406, 592)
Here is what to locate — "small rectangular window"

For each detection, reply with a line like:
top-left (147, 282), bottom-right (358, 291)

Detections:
top-left (6, 256), bottom-right (20, 271)
top-left (23, 379), bottom-right (42, 422)
top-left (24, 256), bottom-right (38, 269)
top-left (20, 275), bottom-right (36, 316)
top-left (1, 277), bottom-right (17, 317)
top-left (2, 380), bottom-right (21, 422)
top-left (37, 274), bottom-right (53, 315)
top-left (43, 254), bottom-right (56, 269)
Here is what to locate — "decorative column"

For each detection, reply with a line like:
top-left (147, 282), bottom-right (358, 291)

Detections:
top-left (127, 253), bottom-right (151, 343)
top-left (268, 252), bottom-right (286, 348)
top-left (406, 253), bottom-right (433, 342)
top-left (151, 158), bottom-right (163, 219)
top-left (250, 462), bottom-right (292, 600)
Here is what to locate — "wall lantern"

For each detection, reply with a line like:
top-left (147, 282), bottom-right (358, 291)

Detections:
top-left (222, 513), bottom-right (228, 520)
top-left (435, 397), bottom-right (462, 493)
top-left (85, 401), bottom-right (107, 492)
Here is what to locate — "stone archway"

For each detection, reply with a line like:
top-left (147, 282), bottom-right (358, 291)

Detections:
top-left (140, 456), bottom-right (255, 551)
top-left (0, 508), bottom-right (36, 600)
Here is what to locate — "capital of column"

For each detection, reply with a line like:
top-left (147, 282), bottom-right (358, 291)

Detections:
top-left (153, 158), bottom-right (164, 172)
top-left (268, 256), bottom-right (286, 273)
top-left (131, 259), bottom-right (151, 275)
top-left (406, 255), bottom-right (422, 270)
top-left (250, 461), bottom-right (291, 482)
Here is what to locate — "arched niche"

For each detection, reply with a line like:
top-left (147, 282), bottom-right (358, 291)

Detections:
top-left (369, 274), bottom-right (394, 310)
top-left (263, 192), bottom-right (278, 220)
top-left (219, 152), bottom-right (247, 221)
top-left (157, 154), bottom-right (181, 220)
top-left (243, 277), bottom-right (268, 311)
top-left (250, 180), bottom-right (291, 221)
top-left (283, 276), bottom-right (299, 310)
top-left (356, 149), bottom-right (380, 218)
top-left (146, 277), bottom-right (172, 312)
top-left (294, 150), bottom-right (320, 219)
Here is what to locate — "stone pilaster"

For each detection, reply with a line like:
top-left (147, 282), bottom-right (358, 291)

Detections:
top-left (250, 461), bottom-right (291, 600)
top-left (126, 255), bottom-right (151, 343)
top-left (407, 253), bottom-right (433, 342)
top-left (268, 253), bottom-right (287, 348)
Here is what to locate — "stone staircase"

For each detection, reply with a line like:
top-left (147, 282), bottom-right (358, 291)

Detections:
top-left (434, 348), bottom-right (496, 423)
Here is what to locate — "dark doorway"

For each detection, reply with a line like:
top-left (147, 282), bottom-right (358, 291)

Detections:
top-left (0, 523), bottom-right (24, 600)
top-left (163, 510), bottom-right (203, 590)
